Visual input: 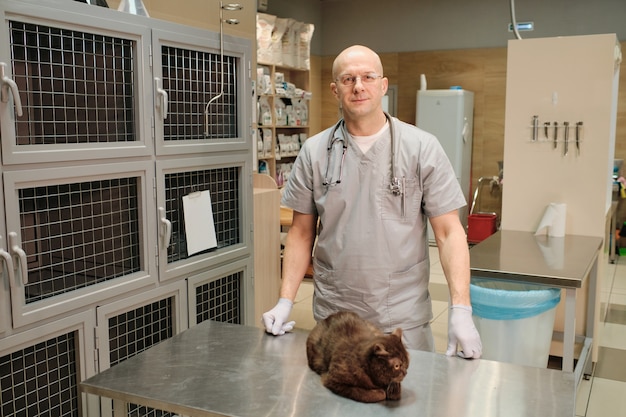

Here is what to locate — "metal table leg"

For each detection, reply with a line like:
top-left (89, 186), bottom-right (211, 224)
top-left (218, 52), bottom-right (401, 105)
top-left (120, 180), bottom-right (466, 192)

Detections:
top-left (563, 287), bottom-right (577, 373)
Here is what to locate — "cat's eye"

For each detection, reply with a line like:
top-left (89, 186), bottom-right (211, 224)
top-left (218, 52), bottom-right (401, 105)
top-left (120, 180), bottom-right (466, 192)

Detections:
top-left (394, 364), bottom-right (400, 370)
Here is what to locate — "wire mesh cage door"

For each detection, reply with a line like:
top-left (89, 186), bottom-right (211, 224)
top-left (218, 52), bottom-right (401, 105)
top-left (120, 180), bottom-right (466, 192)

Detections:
top-left (162, 44), bottom-right (238, 139)
top-left (1, 332), bottom-right (80, 416)
top-left (0, 311), bottom-right (96, 417)
top-left (3, 161), bottom-right (157, 328)
top-left (186, 258), bottom-right (254, 327)
top-left (95, 281), bottom-right (187, 417)
top-left (0, 7), bottom-right (153, 165)
top-left (151, 28), bottom-right (251, 156)
top-left (156, 156), bottom-right (252, 282)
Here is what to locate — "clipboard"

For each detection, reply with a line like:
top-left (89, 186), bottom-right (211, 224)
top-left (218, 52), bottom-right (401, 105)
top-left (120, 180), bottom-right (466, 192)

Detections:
top-left (182, 190), bottom-right (218, 255)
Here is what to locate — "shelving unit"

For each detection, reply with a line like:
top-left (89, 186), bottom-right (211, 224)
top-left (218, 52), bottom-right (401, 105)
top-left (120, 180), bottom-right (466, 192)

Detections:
top-left (256, 63), bottom-right (311, 183)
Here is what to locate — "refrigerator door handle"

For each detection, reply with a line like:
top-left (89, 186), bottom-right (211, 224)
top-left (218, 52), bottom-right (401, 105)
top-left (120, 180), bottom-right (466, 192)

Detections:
top-left (462, 119), bottom-right (469, 143)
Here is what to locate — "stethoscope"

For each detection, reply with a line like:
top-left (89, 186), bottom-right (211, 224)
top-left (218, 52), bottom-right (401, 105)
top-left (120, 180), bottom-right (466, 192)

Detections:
top-left (323, 112), bottom-right (402, 196)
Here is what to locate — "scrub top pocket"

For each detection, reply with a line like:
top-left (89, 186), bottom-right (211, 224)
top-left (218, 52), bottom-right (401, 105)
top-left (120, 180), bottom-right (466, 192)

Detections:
top-left (380, 177), bottom-right (421, 221)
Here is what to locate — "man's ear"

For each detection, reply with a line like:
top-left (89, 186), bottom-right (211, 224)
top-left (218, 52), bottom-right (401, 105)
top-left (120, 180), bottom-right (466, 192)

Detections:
top-left (331, 82), bottom-right (341, 99)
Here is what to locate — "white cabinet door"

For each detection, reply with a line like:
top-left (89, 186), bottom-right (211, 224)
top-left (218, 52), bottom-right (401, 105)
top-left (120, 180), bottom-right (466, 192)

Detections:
top-left (0, 311), bottom-right (97, 417)
top-left (3, 161), bottom-right (158, 328)
top-left (94, 281), bottom-right (188, 417)
top-left (0, 179), bottom-right (11, 334)
top-left (186, 257), bottom-right (254, 327)
top-left (155, 155), bottom-right (253, 282)
top-left (0, 0), bottom-right (154, 165)
top-left (151, 25), bottom-right (252, 156)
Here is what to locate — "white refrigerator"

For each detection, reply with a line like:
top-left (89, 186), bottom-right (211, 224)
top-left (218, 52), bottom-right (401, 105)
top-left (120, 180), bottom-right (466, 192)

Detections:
top-left (416, 89), bottom-right (474, 242)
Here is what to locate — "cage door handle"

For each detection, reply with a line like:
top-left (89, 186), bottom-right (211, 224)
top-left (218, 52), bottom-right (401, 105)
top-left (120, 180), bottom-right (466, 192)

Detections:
top-left (8, 232), bottom-right (28, 285)
top-left (0, 236), bottom-right (16, 289)
top-left (158, 207), bottom-right (172, 249)
top-left (154, 77), bottom-right (168, 120)
top-left (0, 62), bottom-right (23, 117)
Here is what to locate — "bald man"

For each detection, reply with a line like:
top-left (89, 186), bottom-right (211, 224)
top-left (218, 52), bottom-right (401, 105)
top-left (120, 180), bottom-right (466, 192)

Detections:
top-left (263, 45), bottom-right (482, 359)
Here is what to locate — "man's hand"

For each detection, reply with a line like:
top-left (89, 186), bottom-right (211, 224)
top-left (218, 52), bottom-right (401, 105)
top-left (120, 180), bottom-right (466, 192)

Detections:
top-left (446, 305), bottom-right (482, 359)
top-left (262, 298), bottom-right (296, 335)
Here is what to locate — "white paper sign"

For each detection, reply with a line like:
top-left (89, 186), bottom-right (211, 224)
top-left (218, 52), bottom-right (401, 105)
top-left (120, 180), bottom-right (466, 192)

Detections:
top-left (182, 190), bottom-right (218, 255)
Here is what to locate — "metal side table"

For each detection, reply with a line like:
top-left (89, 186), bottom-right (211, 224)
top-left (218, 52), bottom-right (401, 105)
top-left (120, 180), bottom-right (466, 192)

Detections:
top-left (469, 230), bottom-right (602, 385)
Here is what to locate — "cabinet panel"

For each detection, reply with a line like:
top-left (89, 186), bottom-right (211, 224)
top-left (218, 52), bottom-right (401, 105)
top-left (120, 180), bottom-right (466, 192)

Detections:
top-left (0, 1), bottom-right (154, 165)
top-left (151, 26), bottom-right (252, 156)
top-left (155, 155), bottom-right (252, 282)
top-left (252, 180), bottom-right (281, 329)
top-left (3, 161), bottom-right (157, 328)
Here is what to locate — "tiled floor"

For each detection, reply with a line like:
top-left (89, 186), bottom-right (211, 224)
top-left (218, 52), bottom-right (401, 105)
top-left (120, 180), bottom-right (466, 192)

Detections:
top-left (290, 246), bottom-right (626, 416)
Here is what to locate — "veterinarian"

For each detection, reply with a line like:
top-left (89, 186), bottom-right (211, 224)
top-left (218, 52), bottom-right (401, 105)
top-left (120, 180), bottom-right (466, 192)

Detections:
top-left (263, 45), bottom-right (482, 359)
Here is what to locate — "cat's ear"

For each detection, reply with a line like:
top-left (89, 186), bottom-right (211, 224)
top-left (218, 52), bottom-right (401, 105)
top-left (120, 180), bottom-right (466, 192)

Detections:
top-left (374, 343), bottom-right (390, 356)
top-left (392, 328), bottom-right (403, 339)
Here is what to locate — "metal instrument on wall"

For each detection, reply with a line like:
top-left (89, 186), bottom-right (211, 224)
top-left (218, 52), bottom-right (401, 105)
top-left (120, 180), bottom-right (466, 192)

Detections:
top-left (532, 115), bottom-right (584, 157)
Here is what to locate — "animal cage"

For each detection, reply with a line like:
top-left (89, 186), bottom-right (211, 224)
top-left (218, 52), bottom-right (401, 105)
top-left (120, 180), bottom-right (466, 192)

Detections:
top-left (9, 21), bottom-right (136, 146)
top-left (0, 2), bottom-right (254, 417)
top-left (152, 27), bottom-right (251, 156)
top-left (19, 178), bottom-right (141, 304)
top-left (1, 12), bottom-right (154, 165)
top-left (95, 282), bottom-right (187, 417)
top-left (164, 167), bottom-right (240, 263)
top-left (161, 45), bottom-right (238, 141)
top-left (0, 332), bottom-right (80, 416)
top-left (156, 155), bottom-right (251, 282)
top-left (187, 258), bottom-right (252, 327)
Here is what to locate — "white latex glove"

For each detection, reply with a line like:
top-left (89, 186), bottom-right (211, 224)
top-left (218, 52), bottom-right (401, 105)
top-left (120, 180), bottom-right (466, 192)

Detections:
top-left (262, 298), bottom-right (296, 335)
top-left (446, 305), bottom-right (482, 359)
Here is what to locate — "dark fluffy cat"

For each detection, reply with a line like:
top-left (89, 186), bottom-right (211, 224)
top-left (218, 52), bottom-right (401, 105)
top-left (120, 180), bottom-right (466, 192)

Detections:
top-left (306, 311), bottom-right (410, 403)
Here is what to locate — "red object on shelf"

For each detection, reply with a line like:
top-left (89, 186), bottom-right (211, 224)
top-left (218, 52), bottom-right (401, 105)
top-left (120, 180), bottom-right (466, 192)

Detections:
top-left (467, 213), bottom-right (497, 243)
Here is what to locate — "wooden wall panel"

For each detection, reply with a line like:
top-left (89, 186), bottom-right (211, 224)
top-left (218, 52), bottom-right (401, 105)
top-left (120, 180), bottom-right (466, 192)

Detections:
top-left (320, 55), bottom-right (338, 129)
top-left (110, 0), bottom-right (257, 41)
top-left (308, 55), bottom-right (323, 136)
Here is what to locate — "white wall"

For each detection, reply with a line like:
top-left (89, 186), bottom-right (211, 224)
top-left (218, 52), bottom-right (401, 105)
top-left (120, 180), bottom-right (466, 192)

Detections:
top-left (501, 34), bottom-right (619, 237)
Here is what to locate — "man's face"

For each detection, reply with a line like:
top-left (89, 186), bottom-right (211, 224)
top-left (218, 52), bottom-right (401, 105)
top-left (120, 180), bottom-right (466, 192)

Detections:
top-left (330, 49), bottom-right (388, 121)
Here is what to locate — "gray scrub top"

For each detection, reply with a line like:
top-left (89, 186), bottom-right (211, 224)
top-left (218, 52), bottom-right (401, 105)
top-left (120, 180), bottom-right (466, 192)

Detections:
top-left (281, 115), bottom-right (466, 333)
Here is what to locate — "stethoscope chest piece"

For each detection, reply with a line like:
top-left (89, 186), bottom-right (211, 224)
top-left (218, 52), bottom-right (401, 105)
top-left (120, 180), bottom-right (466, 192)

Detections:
top-left (390, 177), bottom-right (402, 195)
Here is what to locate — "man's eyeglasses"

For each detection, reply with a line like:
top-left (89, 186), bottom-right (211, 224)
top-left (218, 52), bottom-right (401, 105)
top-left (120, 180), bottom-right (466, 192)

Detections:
top-left (335, 73), bottom-right (383, 86)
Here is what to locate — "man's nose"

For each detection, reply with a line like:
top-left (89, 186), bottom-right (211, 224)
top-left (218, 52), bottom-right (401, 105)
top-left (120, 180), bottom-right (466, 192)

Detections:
top-left (352, 76), bottom-right (365, 90)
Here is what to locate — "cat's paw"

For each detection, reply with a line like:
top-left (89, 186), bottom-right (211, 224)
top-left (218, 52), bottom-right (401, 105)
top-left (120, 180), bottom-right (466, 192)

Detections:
top-left (386, 382), bottom-right (402, 401)
top-left (366, 389), bottom-right (387, 403)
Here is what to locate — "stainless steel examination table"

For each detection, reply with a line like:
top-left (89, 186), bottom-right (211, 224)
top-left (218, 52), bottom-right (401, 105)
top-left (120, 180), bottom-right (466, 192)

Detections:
top-left (470, 230), bottom-right (603, 384)
top-left (81, 319), bottom-right (576, 417)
